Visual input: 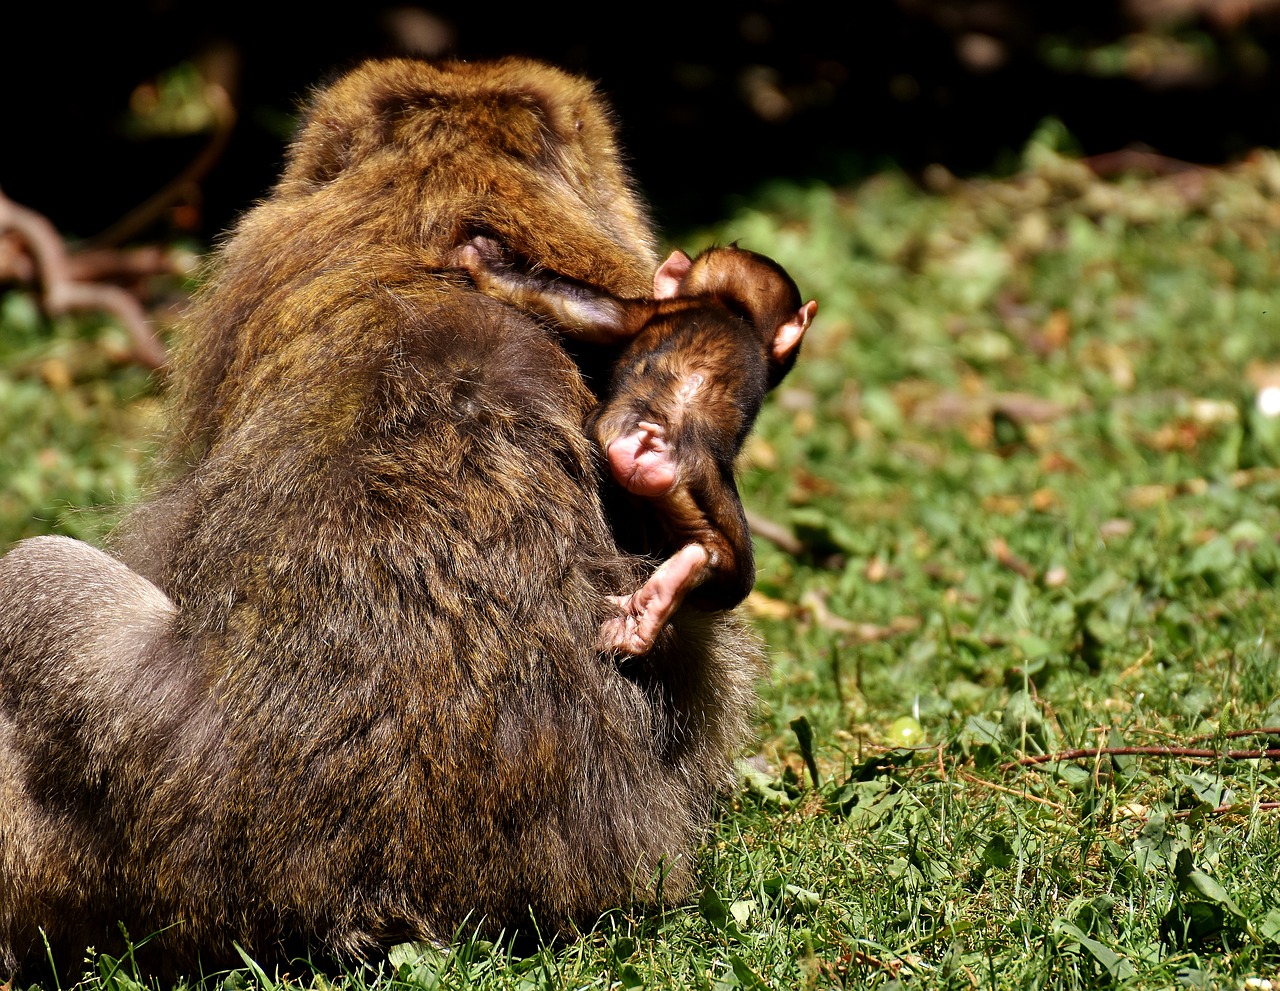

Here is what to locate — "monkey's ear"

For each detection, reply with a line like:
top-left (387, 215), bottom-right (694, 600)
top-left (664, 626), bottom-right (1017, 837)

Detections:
top-left (653, 250), bottom-right (693, 299)
top-left (772, 300), bottom-right (817, 364)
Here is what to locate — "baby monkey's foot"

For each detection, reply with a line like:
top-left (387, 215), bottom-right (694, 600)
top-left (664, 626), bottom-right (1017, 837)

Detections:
top-left (598, 543), bottom-right (710, 656)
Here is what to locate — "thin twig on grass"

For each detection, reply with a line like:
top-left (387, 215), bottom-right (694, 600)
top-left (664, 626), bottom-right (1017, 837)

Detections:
top-left (1173, 801), bottom-right (1280, 820)
top-left (957, 769), bottom-right (1068, 813)
top-left (1010, 745), bottom-right (1280, 769)
top-left (1192, 726), bottom-right (1280, 743)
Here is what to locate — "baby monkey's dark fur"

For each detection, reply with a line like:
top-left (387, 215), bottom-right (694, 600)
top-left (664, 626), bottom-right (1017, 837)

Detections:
top-left (0, 57), bottom-right (762, 979)
top-left (453, 239), bottom-right (816, 655)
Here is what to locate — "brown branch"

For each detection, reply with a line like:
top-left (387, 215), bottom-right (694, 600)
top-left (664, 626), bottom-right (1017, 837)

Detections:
top-left (957, 768), bottom-right (1067, 813)
top-left (0, 235), bottom-right (187, 286)
top-left (1192, 727), bottom-right (1280, 743)
top-left (745, 506), bottom-right (805, 556)
top-left (1012, 745), bottom-right (1280, 768)
top-left (1174, 801), bottom-right (1280, 820)
top-left (88, 49), bottom-right (238, 249)
top-left (0, 188), bottom-right (167, 369)
top-left (819, 948), bottom-right (905, 983)
top-left (63, 244), bottom-right (190, 284)
top-left (798, 589), bottom-right (920, 641)
top-left (1082, 149), bottom-right (1209, 179)
top-left (989, 536), bottom-right (1037, 581)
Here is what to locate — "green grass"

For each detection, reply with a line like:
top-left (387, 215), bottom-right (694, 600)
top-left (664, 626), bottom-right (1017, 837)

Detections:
top-left (0, 291), bottom-right (161, 543)
top-left (7, 129), bottom-right (1280, 988)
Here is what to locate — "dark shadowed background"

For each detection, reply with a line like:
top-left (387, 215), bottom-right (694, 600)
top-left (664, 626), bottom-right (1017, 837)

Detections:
top-left (5, 0), bottom-right (1280, 244)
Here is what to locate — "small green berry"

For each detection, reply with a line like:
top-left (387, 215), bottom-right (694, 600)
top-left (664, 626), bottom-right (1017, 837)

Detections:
top-left (888, 716), bottom-right (925, 747)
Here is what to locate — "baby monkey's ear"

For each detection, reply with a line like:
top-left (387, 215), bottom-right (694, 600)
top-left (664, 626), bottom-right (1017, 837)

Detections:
top-left (771, 299), bottom-right (817, 366)
top-left (652, 250), bottom-right (694, 299)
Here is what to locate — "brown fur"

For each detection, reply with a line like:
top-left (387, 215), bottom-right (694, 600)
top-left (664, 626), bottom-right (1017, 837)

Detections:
top-left (451, 240), bottom-right (815, 650)
top-left (589, 246), bottom-right (815, 609)
top-left (0, 57), bottom-right (762, 979)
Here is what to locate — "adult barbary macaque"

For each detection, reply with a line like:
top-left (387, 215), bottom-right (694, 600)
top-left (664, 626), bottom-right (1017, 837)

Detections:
top-left (0, 57), bottom-right (762, 978)
top-left (451, 239), bottom-right (817, 655)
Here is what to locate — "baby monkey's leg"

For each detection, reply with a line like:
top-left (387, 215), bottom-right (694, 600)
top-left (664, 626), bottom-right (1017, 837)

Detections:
top-left (598, 543), bottom-right (711, 656)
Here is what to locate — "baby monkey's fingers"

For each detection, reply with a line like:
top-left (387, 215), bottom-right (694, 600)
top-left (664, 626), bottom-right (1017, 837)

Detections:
top-left (598, 544), bottom-right (710, 656)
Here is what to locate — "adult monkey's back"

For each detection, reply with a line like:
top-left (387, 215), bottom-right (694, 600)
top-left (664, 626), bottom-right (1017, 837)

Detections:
top-left (0, 57), bottom-right (762, 978)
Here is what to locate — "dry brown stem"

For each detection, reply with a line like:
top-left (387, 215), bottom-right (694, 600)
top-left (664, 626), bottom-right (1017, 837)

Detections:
top-left (744, 506), bottom-right (805, 556)
top-left (88, 49), bottom-right (237, 250)
top-left (0, 188), bottom-right (167, 369)
top-left (1012, 744), bottom-right (1280, 768)
top-left (957, 768), bottom-right (1067, 813)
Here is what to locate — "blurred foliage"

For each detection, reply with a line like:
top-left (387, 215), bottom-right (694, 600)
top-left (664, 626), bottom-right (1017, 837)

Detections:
top-left (0, 293), bottom-right (160, 543)
top-left (718, 129), bottom-right (1280, 744)
top-left (6, 2), bottom-right (1280, 241)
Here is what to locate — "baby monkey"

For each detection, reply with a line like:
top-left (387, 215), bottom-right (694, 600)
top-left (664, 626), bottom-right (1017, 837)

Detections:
top-left (452, 238), bottom-right (816, 655)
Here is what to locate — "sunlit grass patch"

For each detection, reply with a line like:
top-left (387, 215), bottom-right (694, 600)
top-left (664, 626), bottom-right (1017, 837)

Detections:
top-left (6, 135), bottom-right (1280, 989)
